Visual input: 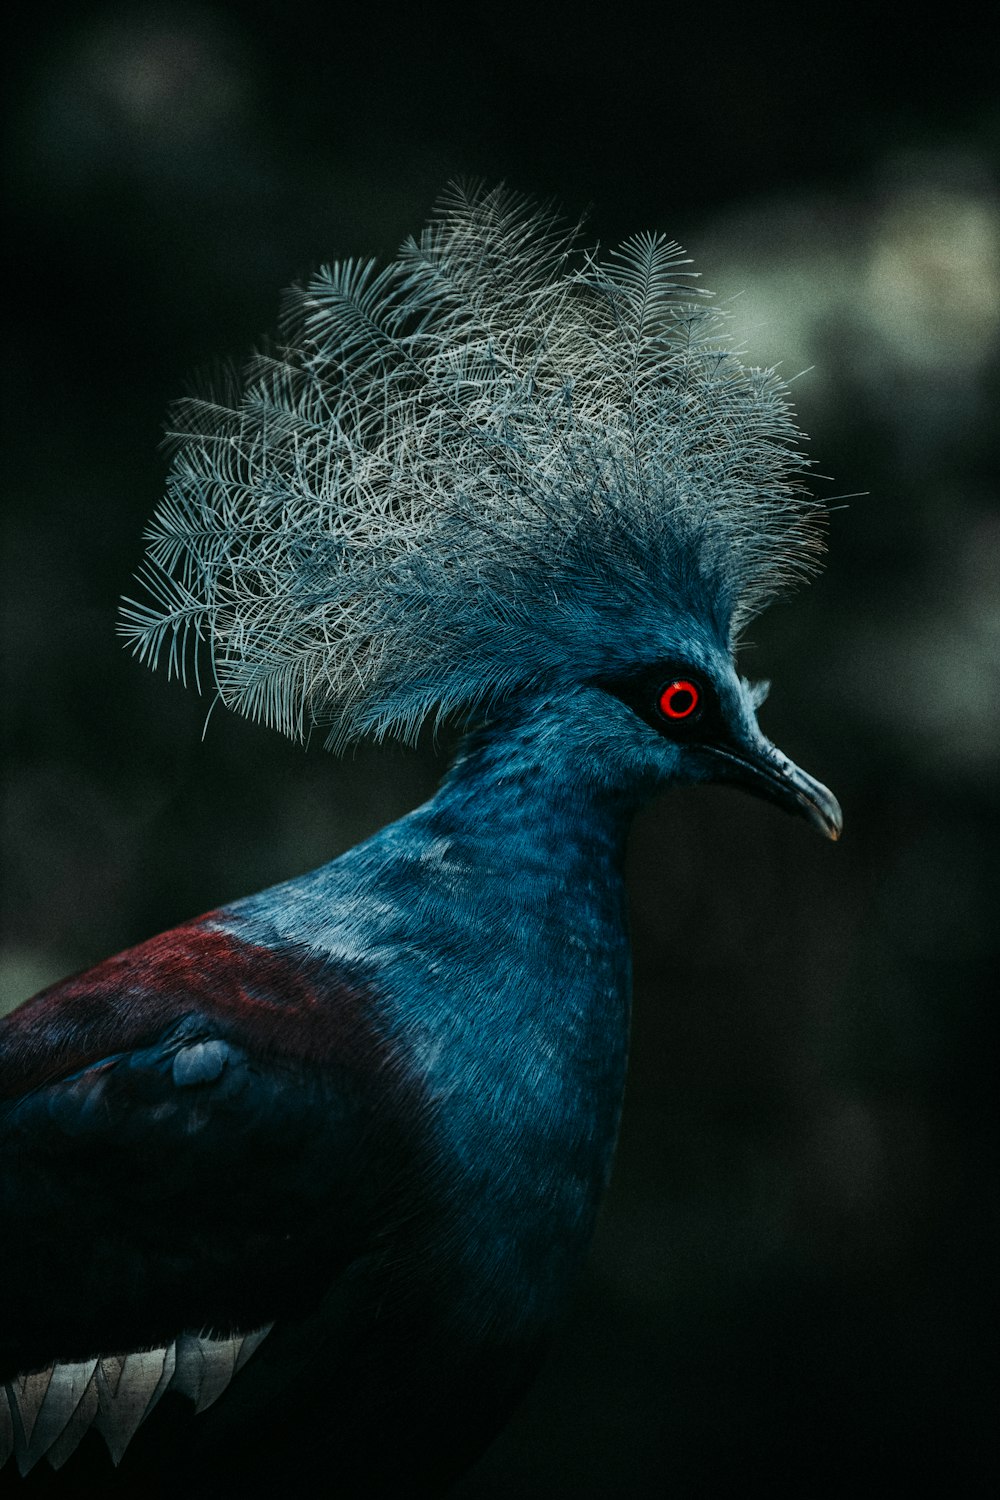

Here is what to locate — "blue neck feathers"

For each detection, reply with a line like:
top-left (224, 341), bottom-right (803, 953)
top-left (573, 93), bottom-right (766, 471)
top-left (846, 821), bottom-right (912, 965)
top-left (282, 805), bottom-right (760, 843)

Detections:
top-left (223, 696), bottom-right (651, 1331)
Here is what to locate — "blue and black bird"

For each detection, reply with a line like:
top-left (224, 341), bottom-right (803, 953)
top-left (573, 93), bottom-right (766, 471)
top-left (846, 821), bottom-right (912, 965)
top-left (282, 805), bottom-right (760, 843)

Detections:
top-left (0, 186), bottom-right (841, 1494)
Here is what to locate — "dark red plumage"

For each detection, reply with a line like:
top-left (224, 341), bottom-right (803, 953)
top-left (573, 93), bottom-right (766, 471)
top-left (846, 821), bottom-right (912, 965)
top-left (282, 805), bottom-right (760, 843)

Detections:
top-left (0, 918), bottom-right (386, 1101)
top-left (0, 899), bottom-right (513, 1497)
top-left (0, 919), bottom-right (440, 1408)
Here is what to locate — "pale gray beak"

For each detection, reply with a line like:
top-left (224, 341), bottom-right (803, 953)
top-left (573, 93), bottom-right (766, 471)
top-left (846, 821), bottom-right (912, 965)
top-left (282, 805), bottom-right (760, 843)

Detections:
top-left (702, 739), bottom-right (843, 841)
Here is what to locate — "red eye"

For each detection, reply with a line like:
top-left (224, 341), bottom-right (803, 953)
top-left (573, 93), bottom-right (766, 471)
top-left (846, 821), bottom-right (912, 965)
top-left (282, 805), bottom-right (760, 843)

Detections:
top-left (658, 678), bottom-right (701, 720)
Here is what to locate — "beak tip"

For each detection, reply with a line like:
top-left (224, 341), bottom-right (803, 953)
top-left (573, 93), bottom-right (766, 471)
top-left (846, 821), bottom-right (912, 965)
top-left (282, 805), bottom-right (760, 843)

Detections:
top-left (701, 740), bottom-right (843, 843)
top-left (810, 793), bottom-right (843, 842)
top-left (790, 775), bottom-right (842, 843)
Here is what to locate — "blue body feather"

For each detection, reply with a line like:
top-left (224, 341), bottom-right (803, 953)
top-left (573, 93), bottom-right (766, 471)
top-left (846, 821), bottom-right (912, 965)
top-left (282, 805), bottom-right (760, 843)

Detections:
top-left (224, 693), bottom-right (644, 1338)
top-left (0, 189), bottom-right (842, 1492)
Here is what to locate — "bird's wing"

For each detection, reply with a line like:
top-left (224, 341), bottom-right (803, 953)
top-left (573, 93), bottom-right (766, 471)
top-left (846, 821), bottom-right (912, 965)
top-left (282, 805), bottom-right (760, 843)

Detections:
top-left (0, 914), bottom-right (408, 1475)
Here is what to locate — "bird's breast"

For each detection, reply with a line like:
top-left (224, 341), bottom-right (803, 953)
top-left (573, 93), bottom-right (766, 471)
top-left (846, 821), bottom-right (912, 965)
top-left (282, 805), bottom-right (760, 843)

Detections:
top-left (222, 790), bottom-right (635, 1339)
top-left (393, 946), bottom-right (632, 1341)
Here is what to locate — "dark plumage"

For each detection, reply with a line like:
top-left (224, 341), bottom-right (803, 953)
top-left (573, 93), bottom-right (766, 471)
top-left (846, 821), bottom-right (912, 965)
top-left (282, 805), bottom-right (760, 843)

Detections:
top-left (0, 186), bottom-right (841, 1495)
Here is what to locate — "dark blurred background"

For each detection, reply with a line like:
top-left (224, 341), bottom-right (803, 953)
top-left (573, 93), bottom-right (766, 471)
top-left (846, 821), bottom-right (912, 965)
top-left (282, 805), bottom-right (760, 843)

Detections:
top-left (3, 3), bottom-right (997, 1492)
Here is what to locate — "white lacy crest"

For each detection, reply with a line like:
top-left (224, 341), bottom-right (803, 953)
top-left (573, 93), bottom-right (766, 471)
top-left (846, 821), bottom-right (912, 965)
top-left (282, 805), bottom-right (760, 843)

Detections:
top-left (120, 184), bottom-right (822, 752)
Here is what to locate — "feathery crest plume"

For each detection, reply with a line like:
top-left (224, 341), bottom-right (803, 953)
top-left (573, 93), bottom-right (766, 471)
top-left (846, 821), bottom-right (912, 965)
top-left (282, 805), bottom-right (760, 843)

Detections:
top-left (120, 184), bottom-right (823, 748)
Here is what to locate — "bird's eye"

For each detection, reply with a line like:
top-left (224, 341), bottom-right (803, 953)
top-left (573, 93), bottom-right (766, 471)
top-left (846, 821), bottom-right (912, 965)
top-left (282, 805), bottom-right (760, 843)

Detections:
top-left (657, 678), bottom-right (701, 721)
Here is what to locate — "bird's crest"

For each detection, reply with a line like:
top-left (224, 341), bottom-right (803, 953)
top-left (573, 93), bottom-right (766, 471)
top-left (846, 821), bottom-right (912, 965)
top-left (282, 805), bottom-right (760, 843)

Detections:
top-left (120, 184), bottom-right (823, 748)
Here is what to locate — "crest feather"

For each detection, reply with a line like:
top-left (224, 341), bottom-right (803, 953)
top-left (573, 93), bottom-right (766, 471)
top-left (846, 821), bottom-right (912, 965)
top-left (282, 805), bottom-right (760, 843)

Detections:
top-left (120, 183), bottom-right (823, 748)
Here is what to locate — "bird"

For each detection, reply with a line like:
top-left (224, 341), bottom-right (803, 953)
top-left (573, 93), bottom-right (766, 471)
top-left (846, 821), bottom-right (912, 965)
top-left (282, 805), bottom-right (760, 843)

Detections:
top-left (0, 184), bottom-right (841, 1496)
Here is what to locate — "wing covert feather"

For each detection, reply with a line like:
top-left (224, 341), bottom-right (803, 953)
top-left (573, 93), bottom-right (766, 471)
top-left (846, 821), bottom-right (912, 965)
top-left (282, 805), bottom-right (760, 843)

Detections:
top-left (0, 918), bottom-right (403, 1381)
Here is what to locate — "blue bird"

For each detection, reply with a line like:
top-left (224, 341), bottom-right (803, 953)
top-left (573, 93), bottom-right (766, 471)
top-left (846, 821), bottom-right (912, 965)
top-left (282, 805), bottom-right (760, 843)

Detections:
top-left (0, 185), bottom-right (841, 1495)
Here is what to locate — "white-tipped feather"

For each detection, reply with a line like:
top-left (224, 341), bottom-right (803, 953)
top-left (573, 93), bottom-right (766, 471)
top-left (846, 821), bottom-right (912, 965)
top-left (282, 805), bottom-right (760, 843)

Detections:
top-left (233, 1325), bottom-right (272, 1373)
top-left (14, 1358), bottom-right (97, 1475)
top-left (120, 183), bottom-right (822, 750)
top-left (2, 1325), bottom-right (272, 1473)
top-left (172, 1331), bottom-right (237, 1414)
top-left (93, 1349), bottom-right (169, 1465)
top-left (11, 1369), bottom-right (51, 1449)
top-left (0, 1385), bottom-right (13, 1469)
top-left (41, 1364), bottom-right (100, 1472)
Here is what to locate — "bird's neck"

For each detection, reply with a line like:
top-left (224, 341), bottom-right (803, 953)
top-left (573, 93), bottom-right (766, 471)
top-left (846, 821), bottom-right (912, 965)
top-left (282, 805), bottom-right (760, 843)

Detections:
top-left (383, 715), bottom-right (640, 1331)
top-left (225, 710), bottom-right (646, 1333)
top-left (424, 706), bottom-right (643, 880)
top-left (231, 707), bottom-right (648, 1046)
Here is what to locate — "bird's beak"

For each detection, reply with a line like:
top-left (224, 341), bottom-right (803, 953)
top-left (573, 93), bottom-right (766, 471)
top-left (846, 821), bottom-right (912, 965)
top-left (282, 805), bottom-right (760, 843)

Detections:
top-left (702, 739), bottom-right (843, 841)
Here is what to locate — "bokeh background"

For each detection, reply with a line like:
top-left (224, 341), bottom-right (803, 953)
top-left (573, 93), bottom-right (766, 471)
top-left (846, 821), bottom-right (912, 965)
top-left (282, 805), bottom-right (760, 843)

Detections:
top-left (3, 4), bottom-right (997, 1492)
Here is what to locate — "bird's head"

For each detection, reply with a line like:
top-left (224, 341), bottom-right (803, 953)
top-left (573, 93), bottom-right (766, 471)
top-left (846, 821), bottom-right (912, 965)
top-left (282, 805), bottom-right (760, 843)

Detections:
top-left (121, 182), bottom-right (840, 845)
top-left (481, 601), bottom-right (840, 840)
top-left (594, 649), bottom-right (840, 838)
